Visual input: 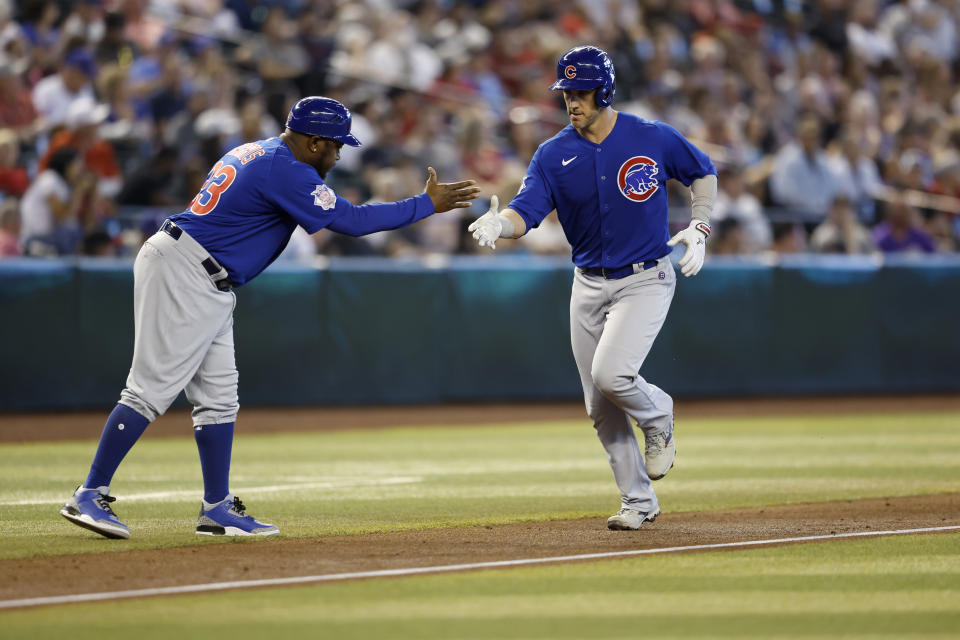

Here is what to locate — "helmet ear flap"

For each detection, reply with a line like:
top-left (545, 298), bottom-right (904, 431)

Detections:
top-left (595, 80), bottom-right (614, 107)
top-left (595, 86), bottom-right (610, 108)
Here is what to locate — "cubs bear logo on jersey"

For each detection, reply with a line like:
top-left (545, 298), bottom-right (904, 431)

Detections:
top-left (617, 156), bottom-right (659, 202)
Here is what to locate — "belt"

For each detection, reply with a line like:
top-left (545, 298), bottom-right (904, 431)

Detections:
top-left (160, 220), bottom-right (234, 292)
top-left (580, 260), bottom-right (659, 280)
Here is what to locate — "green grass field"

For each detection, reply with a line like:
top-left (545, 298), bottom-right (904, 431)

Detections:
top-left (2, 534), bottom-right (958, 639)
top-left (1, 410), bottom-right (959, 638)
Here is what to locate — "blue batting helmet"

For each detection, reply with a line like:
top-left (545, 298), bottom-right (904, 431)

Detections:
top-left (285, 96), bottom-right (361, 147)
top-left (549, 46), bottom-right (616, 108)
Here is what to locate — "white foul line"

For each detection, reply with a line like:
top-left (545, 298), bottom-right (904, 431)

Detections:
top-left (1, 524), bottom-right (957, 610)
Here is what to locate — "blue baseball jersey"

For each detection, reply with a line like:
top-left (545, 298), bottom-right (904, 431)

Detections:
top-left (169, 137), bottom-right (434, 285)
top-left (509, 113), bottom-right (716, 268)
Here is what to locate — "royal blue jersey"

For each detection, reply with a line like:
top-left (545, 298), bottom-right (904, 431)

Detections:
top-left (509, 113), bottom-right (716, 268)
top-left (169, 137), bottom-right (434, 285)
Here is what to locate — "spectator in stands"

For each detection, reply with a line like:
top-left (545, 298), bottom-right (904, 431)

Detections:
top-left (81, 227), bottom-right (113, 256)
top-left (30, 48), bottom-right (96, 131)
top-left (846, 0), bottom-right (897, 65)
top-left (124, 30), bottom-right (179, 122)
top-left (61, 0), bottom-right (104, 47)
top-left (932, 159), bottom-right (960, 200)
top-left (97, 64), bottom-right (152, 166)
top-left (713, 165), bottom-right (771, 254)
top-left (873, 196), bottom-right (936, 254)
top-left (2, 0), bottom-right (959, 259)
top-left (117, 145), bottom-right (178, 207)
top-left (94, 11), bottom-right (137, 67)
top-left (148, 53), bottom-right (191, 132)
top-left (189, 34), bottom-right (237, 112)
top-left (827, 131), bottom-right (885, 223)
top-left (39, 96), bottom-right (121, 203)
top-left (234, 7), bottom-right (309, 125)
top-left (0, 127), bottom-right (27, 197)
top-left (16, 0), bottom-right (60, 74)
top-left (926, 210), bottom-right (958, 253)
top-left (769, 113), bottom-right (837, 221)
top-left (0, 196), bottom-right (20, 256)
top-left (710, 218), bottom-right (748, 256)
top-left (0, 61), bottom-right (39, 140)
top-left (19, 146), bottom-right (95, 255)
top-left (770, 223), bottom-right (807, 255)
top-left (810, 196), bottom-right (876, 254)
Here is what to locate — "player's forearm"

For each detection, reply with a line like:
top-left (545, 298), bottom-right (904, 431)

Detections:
top-left (689, 174), bottom-right (717, 223)
top-left (326, 193), bottom-right (434, 237)
top-left (498, 208), bottom-right (526, 238)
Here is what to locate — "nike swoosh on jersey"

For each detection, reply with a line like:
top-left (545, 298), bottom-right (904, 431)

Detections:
top-left (562, 156), bottom-right (578, 166)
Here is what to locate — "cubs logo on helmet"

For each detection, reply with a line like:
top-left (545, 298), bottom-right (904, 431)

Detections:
top-left (564, 65), bottom-right (577, 79)
top-left (617, 156), bottom-right (659, 202)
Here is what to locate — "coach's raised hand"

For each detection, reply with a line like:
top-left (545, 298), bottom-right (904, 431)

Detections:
top-left (425, 167), bottom-right (481, 213)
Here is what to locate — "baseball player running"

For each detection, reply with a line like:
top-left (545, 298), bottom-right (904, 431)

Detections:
top-left (470, 46), bottom-right (716, 530)
top-left (61, 96), bottom-right (480, 539)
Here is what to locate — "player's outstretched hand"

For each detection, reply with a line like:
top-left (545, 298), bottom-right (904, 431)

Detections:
top-left (467, 195), bottom-right (502, 250)
top-left (425, 167), bottom-right (481, 213)
top-left (667, 220), bottom-right (711, 277)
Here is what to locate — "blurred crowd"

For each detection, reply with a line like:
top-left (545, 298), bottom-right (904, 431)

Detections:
top-left (0, 0), bottom-right (959, 262)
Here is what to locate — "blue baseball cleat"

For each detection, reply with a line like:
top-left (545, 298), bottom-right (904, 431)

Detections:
top-left (60, 486), bottom-right (130, 539)
top-left (196, 495), bottom-right (279, 536)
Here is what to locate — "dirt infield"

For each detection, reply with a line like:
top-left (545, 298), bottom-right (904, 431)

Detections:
top-left (2, 493), bottom-right (958, 605)
top-left (2, 394), bottom-right (960, 443)
top-left (2, 398), bottom-right (958, 607)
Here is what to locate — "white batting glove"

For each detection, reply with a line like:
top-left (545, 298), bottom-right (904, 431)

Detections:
top-left (667, 221), bottom-right (711, 277)
top-left (467, 195), bottom-right (502, 250)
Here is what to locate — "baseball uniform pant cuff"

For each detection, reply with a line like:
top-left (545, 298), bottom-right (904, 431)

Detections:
top-left (191, 411), bottom-right (239, 427)
top-left (117, 396), bottom-right (160, 423)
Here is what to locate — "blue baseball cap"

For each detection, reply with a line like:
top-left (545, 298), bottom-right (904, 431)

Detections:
top-left (285, 96), bottom-right (361, 147)
top-left (64, 49), bottom-right (97, 77)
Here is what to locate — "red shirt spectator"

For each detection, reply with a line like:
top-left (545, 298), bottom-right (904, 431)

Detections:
top-left (0, 128), bottom-right (29, 197)
top-left (0, 64), bottom-right (39, 135)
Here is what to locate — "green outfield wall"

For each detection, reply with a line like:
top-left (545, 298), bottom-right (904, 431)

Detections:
top-left (1, 254), bottom-right (958, 410)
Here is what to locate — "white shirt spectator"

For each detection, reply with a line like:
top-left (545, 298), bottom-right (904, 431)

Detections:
top-left (769, 143), bottom-right (836, 219)
top-left (847, 22), bottom-right (896, 64)
top-left (19, 169), bottom-right (69, 241)
top-left (826, 148), bottom-right (884, 220)
top-left (31, 75), bottom-right (94, 130)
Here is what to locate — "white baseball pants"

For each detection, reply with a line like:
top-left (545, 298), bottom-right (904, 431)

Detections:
top-left (119, 228), bottom-right (239, 426)
top-left (570, 260), bottom-right (676, 512)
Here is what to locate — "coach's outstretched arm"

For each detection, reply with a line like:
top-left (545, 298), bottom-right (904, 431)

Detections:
top-left (324, 168), bottom-right (480, 237)
top-left (468, 196), bottom-right (528, 250)
top-left (666, 173), bottom-right (717, 277)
